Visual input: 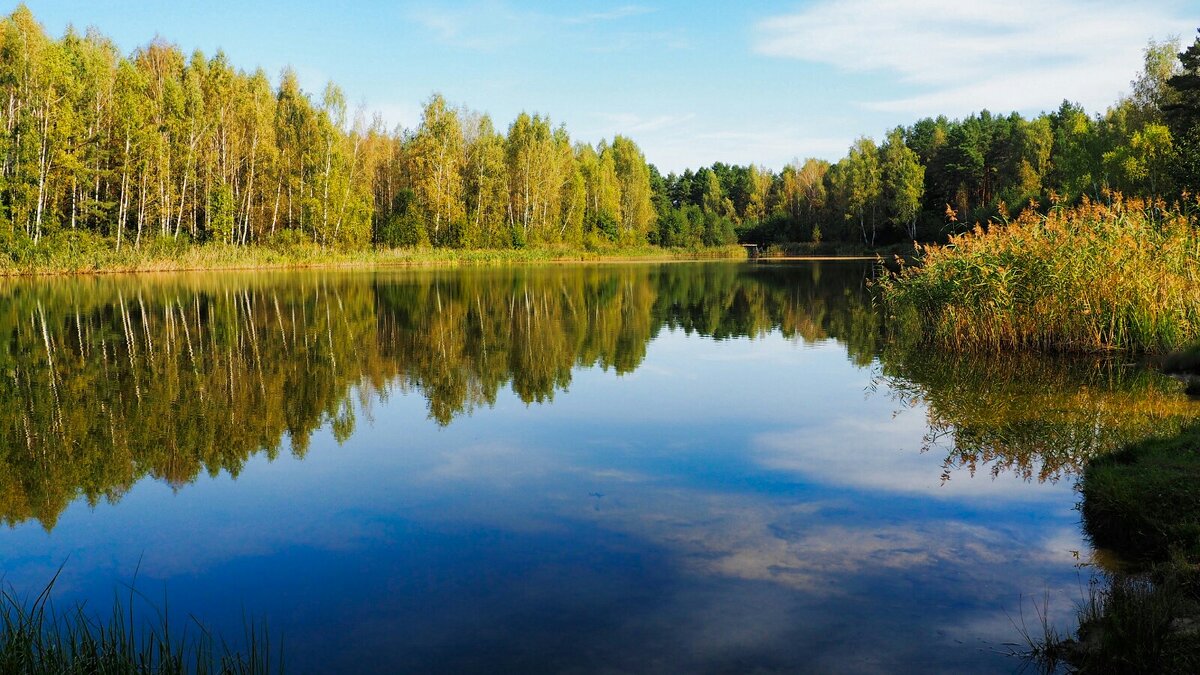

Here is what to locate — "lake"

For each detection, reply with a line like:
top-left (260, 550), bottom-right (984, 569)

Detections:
top-left (1, 261), bottom-right (1195, 673)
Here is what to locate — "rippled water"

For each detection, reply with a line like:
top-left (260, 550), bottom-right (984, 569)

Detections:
top-left (1, 261), bottom-right (1195, 672)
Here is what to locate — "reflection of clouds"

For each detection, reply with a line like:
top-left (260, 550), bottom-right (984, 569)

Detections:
top-left (568, 485), bottom-right (1090, 672)
top-left (754, 416), bottom-right (1073, 501)
top-left (588, 488), bottom-right (1069, 596)
top-left (585, 468), bottom-right (650, 482)
top-left (393, 425), bottom-right (1076, 596)
top-left (0, 412), bottom-right (1091, 672)
top-left (421, 441), bottom-right (540, 483)
top-left (1037, 526), bottom-right (1094, 566)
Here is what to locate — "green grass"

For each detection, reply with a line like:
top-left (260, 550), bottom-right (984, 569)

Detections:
top-left (1030, 423), bottom-right (1200, 672)
top-left (1045, 568), bottom-right (1200, 674)
top-left (0, 232), bottom-right (747, 277)
top-left (0, 573), bottom-right (281, 674)
top-left (878, 196), bottom-right (1200, 353)
top-left (1081, 423), bottom-right (1200, 564)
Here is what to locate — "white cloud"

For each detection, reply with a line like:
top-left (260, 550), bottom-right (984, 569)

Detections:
top-left (408, 2), bottom-right (533, 51)
top-left (582, 112), bottom-right (850, 171)
top-left (754, 0), bottom-right (1196, 116)
top-left (408, 1), bottom-right (657, 51)
top-left (594, 112), bottom-right (698, 134)
top-left (562, 5), bottom-right (655, 26)
top-left (370, 101), bottom-right (422, 132)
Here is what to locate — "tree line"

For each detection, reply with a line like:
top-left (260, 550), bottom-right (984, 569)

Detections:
top-left (658, 34), bottom-right (1200, 248)
top-left (0, 6), bottom-right (658, 254)
top-left (2, 4), bottom-right (1198, 257)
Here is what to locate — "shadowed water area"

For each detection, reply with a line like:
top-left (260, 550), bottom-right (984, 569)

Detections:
top-left (1, 261), bottom-right (1198, 673)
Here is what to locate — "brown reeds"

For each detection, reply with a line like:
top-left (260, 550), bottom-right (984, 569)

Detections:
top-left (879, 194), bottom-right (1200, 353)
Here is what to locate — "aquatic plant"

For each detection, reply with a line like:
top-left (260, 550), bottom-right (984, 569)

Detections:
top-left (0, 573), bottom-right (281, 674)
top-left (879, 195), bottom-right (1200, 353)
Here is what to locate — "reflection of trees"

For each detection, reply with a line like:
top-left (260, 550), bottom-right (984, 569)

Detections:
top-left (654, 262), bottom-right (882, 364)
top-left (375, 267), bottom-right (658, 424)
top-left (5, 262), bottom-right (1196, 529)
top-left (876, 349), bottom-right (1199, 482)
top-left (0, 263), bottom-right (879, 529)
top-left (0, 274), bottom-right (389, 528)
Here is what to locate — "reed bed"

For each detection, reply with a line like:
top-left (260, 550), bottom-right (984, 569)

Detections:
top-left (879, 195), bottom-right (1200, 353)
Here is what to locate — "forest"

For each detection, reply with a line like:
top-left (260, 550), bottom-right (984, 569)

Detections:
top-left (0, 5), bottom-right (658, 257)
top-left (673, 35), bottom-right (1199, 249)
top-left (1, 5), bottom-right (1197, 261)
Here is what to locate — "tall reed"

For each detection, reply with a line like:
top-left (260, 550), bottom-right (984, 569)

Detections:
top-left (0, 573), bottom-right (281, 674)
top-left (879, 195), bottom-right (1200, 353)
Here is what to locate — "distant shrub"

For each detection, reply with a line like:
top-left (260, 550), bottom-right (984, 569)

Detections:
top-left (15, 229), bottom-right (110, 270)
top-left (376, 213), bottom-right (428, 249)
top-left (702, 212), bottom-right (737, 247)
top-left (264, 228), bottom-right (314, 252)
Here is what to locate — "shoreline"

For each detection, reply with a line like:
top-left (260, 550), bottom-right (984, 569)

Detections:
top-left (0, 245), bottom-right (891, 279)
top-left (0, 244), bottom-right (747, 278)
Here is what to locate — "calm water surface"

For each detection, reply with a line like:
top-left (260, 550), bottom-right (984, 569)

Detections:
top-left (1, 261), bottom-right (1196, 673)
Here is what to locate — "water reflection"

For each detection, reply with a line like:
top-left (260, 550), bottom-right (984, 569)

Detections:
top-left (877, 349), bottom-right (1196, 482)
top-left (0, 263), bottom-right (1195, 531)
top-left (2, 264), bottom-right (881, 528)
top-left (2, 261), bottom-right (1197, 672)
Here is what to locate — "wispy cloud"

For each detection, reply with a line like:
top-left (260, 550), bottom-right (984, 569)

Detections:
top-left (594, 112), bottom-right (697, 134)
top-left (409, 1), bottom-right (658, 51)
top-left (753, 0), bottom-right (1195, 116)
top-left (585, 29), bottom-right (692, 53)
top-left (752, 415), bottom-right (1077, 501)
top-left (408, 2), bottom-right (533, 51)
top-left (563, 5), bottom-right (655, 26)
top-left (581, 110), bottom-right (850, 171)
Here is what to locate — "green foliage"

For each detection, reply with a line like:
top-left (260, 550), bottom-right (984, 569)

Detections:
top-left (0, 6), bottom-right (1187, 261)
top-left (1166, 31), bottom-right (1200, 195)
top-left (209, 184), bottom-right (236, 244)
top-left (650, 39), bottom-right (1193, 253)
top-left (702, 210), bottom-right (737, 247)
top-left (376, 213), bottom-right (428, 249)
top-left (263, 228), bottom-right (312, 252)
top-left (593, 211), bottom-right (619, 242)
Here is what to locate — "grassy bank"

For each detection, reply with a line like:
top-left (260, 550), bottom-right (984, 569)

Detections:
top-left (757, 241), bottom-right (917, 258)
top-left (878, 196), bottom-right (1200, 353)
top-left (0, 234), bottom-right (747, 277)
top-left (1034, 423), bottom-right (1200, 673)
top-left (1082, 424), bottom-right (1200, 564)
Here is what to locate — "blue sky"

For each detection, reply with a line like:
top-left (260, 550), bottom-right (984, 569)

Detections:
top-left (20, 0), bottom-right (1200, 172)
